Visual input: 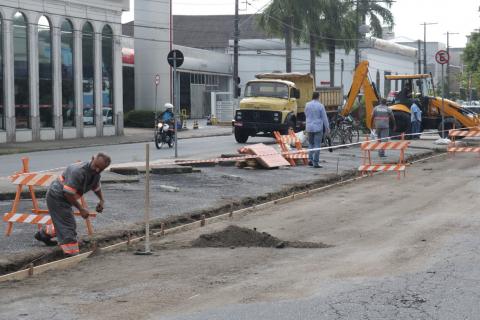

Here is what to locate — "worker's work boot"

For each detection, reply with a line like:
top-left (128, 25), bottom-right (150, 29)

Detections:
top-left (34, 230), bottom-right (58, 246)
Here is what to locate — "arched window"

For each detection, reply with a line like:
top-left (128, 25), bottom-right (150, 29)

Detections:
top-left (82, 22), bottom-right (95, 126)
top-left (102, 25), bottom-right (114, 125)
top-left (13, 12), bottom-right (29, 129)
top-left (0, 14), bottom-right (4, 130)
top-left (38, 16), bottom-right (53, 128)
top-left (61, 19), bottom-right (75, 127)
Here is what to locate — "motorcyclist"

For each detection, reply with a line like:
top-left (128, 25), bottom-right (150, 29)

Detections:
top-left (158, 103), bottom-right (175, 139)
top-left (160, 103), bottom-right (175, 124)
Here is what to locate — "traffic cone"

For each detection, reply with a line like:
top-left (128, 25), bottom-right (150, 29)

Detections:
top-left (193, 120), bottom-right (199, 129)
top-left (182, 120), bottom-right (187, 130)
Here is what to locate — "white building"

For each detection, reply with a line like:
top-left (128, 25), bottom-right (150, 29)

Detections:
top-left (132, 2), bottom-right (233, 119)
top-left (0, 0), bottom-right (127, 144)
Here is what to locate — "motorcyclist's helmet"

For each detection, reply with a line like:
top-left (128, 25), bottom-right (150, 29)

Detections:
top-left (164, 103), bottom-right (174, 111)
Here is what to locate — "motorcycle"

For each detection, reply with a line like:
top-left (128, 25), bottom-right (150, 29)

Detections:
top-left (154, 119), bottom-right (176, 149)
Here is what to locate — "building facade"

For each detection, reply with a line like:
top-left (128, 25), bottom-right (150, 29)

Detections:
top-left (0, 0), bottom-right (127, 144)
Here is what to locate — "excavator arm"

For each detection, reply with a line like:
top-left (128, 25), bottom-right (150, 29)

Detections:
top-left (429, 98), bottom-right (480, 129)
top-left (340, 61), bottom-right (379, 129)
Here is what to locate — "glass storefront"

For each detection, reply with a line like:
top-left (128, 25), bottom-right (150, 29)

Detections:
top-left (61, 20), bottom-right (75, 127)
top-left (0, 16), bottom-right (4, 130)
top-left (82, 22), bottom-right (95, 126)
top-left (38, 16), bottom-right (53, 128)
top-left (13, 12), bottom-right (29, 129)
top-left (102, 25), bottom-right (114, 125)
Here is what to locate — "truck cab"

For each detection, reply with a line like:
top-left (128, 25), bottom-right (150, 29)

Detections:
top-left (233, 73), bottom-right (313, 143)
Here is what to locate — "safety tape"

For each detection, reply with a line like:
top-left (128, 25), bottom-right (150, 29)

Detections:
top-left (1, 126), bottom-right (479, 178)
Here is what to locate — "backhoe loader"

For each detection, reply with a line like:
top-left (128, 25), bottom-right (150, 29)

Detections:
top-left (339, 61), bottom-right (480, 137)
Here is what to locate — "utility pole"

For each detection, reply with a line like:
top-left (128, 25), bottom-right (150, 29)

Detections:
top-left (285, 15), bottom-right (293, 72)
top-left (444, 31), bottom-right (459, 98)
top-left (233, 0), bottom-right (239, 98)
top-left (417, 40), bottom-right (422, 74)
top-left (420, 22), bottom-right (438, 74)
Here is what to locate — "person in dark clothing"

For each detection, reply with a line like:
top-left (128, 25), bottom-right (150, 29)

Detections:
top-left (34, 153), bottom-right (111, 256)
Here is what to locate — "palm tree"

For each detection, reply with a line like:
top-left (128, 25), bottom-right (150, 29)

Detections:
top-left (257, 0), bottom-right (303, 72)
top-left (356, 0), bottom-right (394, 38)
top-left (318, 0), bottom-right (356, 86)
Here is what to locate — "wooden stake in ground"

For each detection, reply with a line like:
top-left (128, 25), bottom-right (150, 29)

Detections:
top-left (135, 144), bottom-right (152, 255)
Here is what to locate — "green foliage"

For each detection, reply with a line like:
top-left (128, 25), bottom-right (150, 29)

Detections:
top-left (257, 0), bottom-right (394, 86)
top-left (124, 110), bottom-right (155, 128)
top-left (461, 33), bottom-right (480, 96)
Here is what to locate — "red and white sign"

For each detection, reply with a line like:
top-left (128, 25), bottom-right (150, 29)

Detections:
top-left (435, 50), bottom-right (449, 65)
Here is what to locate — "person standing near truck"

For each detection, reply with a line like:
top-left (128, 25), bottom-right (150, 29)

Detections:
top-left (305, 91), bottom-right (330, 168)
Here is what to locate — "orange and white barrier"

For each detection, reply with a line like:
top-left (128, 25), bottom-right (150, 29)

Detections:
top-left (3, 158), bottom-right (96, 237)
top-left (360, 141), bottom-right (410, 151)
top-left (358, 164), bottom-right (406, 172)
top-left (273, 130), bottom-right (308, 166)
top-left (359, 135), bottom-right (410, 179)
top-left (448, 129), bottom-right (480, 157)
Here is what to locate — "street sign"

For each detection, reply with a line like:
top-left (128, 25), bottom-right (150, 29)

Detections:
top-left (167, 49), bottom-right (184, 68)
top-left (155, 74), bottom-right (160, 86)
top-left (435, 50), bottom-right (449, 65)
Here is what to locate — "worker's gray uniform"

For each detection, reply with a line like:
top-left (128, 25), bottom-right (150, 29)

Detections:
top-left (46, 162), bottom-right (101, 247)
top-left (372, 104), bottom-right (394, 156)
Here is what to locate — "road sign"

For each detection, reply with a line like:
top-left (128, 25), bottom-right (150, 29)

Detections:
top-left (435, 50), bottom-right (449, 65)
top-left (155, 74), bottom-right (160, 86)
top-left (167, 49), bottom-right (184, 68)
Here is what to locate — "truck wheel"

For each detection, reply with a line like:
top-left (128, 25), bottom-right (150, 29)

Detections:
top-left (234, 127), bottom-right (249, 143)
top-left (438, 119), bottom-right (463, 139)
top-left (391, 111), bottom-right (411, 139)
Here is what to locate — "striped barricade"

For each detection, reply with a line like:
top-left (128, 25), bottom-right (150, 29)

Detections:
top-left (359, 138), bottom-right (410, 179)
top-left (273, 129), bottom-right (308, 166)
top-left (3, 158), bottom-right (96, 236)
top-left (448, 129), bottom-right (480, 157)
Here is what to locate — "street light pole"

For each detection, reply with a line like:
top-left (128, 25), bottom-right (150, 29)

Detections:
top-left (421, 22), bottom-right (438, 74)
top-left (233, 0), bottom-right (239, 98)
top-left (354, 0), bottom-right (360, 67)
top-left (444, 31), bottom-right (459, 98)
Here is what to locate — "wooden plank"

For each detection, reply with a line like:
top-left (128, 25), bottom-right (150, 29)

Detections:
top-left (239, 143), bottom-right (290, 168)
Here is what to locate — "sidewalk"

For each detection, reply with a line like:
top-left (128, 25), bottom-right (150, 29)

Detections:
top-left (0, 121), bottom-right (232, 156)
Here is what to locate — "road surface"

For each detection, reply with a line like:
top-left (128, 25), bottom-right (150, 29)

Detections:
top-left (1, 154), bottom-right (479, 319)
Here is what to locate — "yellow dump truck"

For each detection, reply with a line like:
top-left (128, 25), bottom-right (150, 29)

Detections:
top-left (233, 73), bottom-right (343, 143)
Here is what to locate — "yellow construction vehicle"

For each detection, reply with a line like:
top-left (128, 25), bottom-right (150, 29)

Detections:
top-left (339, 61), bottom-right (480, 137)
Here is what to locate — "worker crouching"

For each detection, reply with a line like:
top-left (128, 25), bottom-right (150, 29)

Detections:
top-left (34, 153), bottom-right (111, 256)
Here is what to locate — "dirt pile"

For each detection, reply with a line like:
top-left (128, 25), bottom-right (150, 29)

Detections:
top-left (192, 225), bottom-right (330, 249)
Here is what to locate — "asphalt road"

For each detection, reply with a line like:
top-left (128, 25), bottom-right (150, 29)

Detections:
top-left (0, 136), bottom-right (433, 260)
top-left (1, 154), bottom-right (479, 319)
top-left (0, 135), bottom-right (273, 177)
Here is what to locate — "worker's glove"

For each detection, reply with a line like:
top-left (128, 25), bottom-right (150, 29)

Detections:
top-left (96, 201), bottom-right (104, 213)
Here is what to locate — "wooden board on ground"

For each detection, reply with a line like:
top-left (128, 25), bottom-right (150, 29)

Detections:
top-left (238, 143), bottom-right (290, 168)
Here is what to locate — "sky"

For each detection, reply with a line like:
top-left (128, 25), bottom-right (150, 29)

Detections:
top-left (122, 0), bottom-right (479, 48)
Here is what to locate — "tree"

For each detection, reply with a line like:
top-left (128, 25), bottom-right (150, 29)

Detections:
top-left (356, 0), bottom-right (394, 38)
top-left (461, 32), bottom-right (480, 100)
top-left (257, 0), bottom-right (303, 72)
top-left (318, 0), bottom-right (356, 86)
